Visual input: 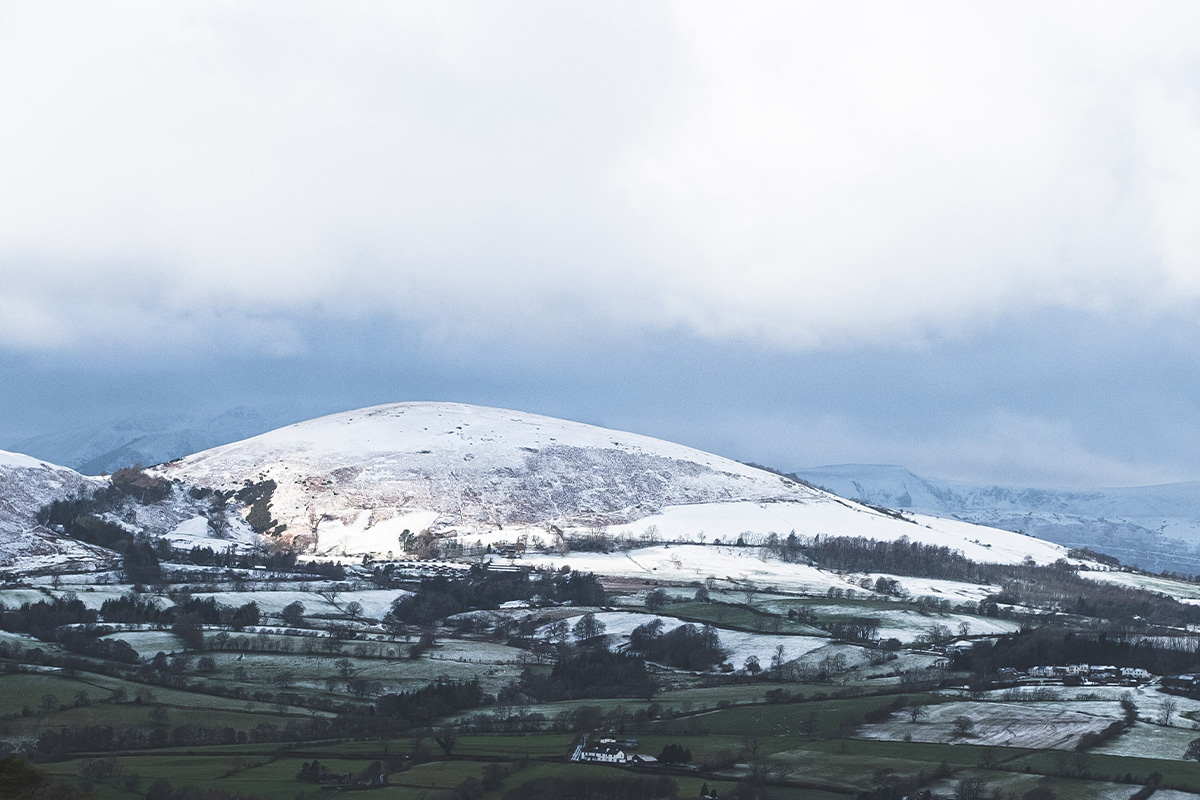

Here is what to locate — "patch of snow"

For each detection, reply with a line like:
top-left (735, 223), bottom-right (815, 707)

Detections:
top-left (597, 501), bottom-right (1069, 565)
top-left (513, 545), bottom-right (853, 593)
top-left (859, 699), bottom-right (1123, 750)
top-left (315, 509), bottom-right (440, 557)
top-left (160, 515), bottom-right (256, 550)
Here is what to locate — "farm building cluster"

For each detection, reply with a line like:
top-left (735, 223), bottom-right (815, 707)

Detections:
top-left (1022, 664), bottom-right (1153, 684)
top-left (572, 735), bottom-right (659, 765)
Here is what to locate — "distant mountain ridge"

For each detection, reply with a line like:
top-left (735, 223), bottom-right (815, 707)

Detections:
top-left (7, 405), bottom-right (325, 475)
top-left (792, 464), bottom-right (1200, 575)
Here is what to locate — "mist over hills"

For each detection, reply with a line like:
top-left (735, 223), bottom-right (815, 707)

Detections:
top-left (793, 463), bottom-right (1200, 575)
top-left (6, 405), bottom-right (324, 476)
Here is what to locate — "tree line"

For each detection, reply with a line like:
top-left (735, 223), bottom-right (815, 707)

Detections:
top-left (388, 567), bottom-right (606, 626)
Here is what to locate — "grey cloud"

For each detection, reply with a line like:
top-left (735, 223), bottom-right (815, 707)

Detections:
top-left (2, 3), bottom-right (1200, 354)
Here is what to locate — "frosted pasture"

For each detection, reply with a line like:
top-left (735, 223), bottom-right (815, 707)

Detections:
top-left (518, 545), bottom-right (852, 594)
top-left (50, 587), bottom-right (149, 610)
top-left (0, 589), bottom-right (52, 607)
top-left (859, 573), bottom-right (1000, 604)
top-left (858, 699), bottom-right (1124, 750)
top-left (421, 640), bottom-right (530, 665)
top-left (539, 611), bottom-right (829, 668)
top-left (163, 514), bottom-right (257, 549)
top-left (789, 601), bottom-right (1019, 642)
top-left (314, 509), bottom-right (440, 557)
top-left (875, 611), bottom-right (1019, 642)
top-left (599, 500), bottom-right (1070, 565)
top-left (1091, 723), bottom-right (1200, 760)
top-left (1083, 569), bottom-right (1200, 601)
top-left (182, 589), bottom-right (409, 619)
top-left (100, 630), bottom-right (185, 655)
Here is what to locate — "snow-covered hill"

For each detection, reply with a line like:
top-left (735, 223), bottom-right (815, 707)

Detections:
top-left (0, 450), bottom-right (117, 571)
top-left (793, 464), bottom-right (1200, 574)
top-left (158, 402), bottom-right (1070, 565)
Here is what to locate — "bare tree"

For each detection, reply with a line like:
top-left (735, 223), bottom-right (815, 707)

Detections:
top-left (908, 704), bottom-right (928, 723)
top-left (1160, 697), bottom-right (1179, 726)
top-left (572, 613), bottom-right (606, 642)
top-left (953, 777), bottom-right (988, 800)
top-left (771, 644), bottom-right (787, 675)
top-left (433, 724), bottom-right (459, 757)
top-left (952, 716), bottom-right (975, 737)
top-left (741, 734), bottom-right (762, 761)
top-left (768, 762), bottom-right (793, 782)
top-left (742, 735), bottom-right (763, 779)
top-left (546, 619), bottom-right (569, 644)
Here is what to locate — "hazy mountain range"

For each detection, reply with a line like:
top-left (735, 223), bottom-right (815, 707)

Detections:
top-left (5, 405), bottom-right (323, 476)
top-left (792, 463), bottom-right (1200, 575)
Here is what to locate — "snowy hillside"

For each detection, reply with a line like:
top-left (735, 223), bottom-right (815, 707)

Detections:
top-left (158, 402), bottom-right (1070, 565)
top-left (794, 464), bottom-right (1200, 574)
top-left (0, 450), bottom-right (117, 571)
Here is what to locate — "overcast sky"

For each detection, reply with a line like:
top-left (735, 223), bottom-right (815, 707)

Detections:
top-left (3, 2), bottom-right (1200, 488)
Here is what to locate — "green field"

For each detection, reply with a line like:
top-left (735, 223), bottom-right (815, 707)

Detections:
top-left (6, 557), bottom-right (1200, 800)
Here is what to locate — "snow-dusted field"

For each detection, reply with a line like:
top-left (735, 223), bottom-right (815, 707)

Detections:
top-left (0, 589), bottom-right (52, 607)
top-left (858, 699), bottom-right (1124, 750)
top-left (179, 589), bottom-right (409, 619)
top-left (801, 603), bottom-right (1020, 642)
top-left (54, 587), bottom-right (152, 610)
top-left (514, 545), bottom-right (854, 593)
top-left (315, 510), bottom-right (440, 557)
top-left (1082, 569), bottom-right (1200, 600)
top-left (99, 630), bottom-right (184, 655)
top-left (538, 610), bottom-right (829, 668)
top-left (162, 515), bottom-right (257, 550)
top-left (421, 639), bottom-right (529, 665)
top-left (1091, 723), bottom-right (1200, 760)
top-left (599, 501), bottom-right (1071, 566)
top-left (858, 574), bottom-right (1000, 604)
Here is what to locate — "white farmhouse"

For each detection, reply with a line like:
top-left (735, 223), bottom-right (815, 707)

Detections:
top-left (580, 746), bottom-right (630, 764)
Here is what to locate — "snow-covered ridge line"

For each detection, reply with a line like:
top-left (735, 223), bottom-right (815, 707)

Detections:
top-left (0, 448), bottom-right (64, 470)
